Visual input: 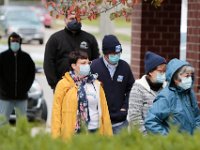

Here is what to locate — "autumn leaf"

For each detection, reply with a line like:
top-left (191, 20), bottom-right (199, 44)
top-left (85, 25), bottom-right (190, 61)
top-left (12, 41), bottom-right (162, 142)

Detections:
top-left (46, 0), bottom-right (164, 21)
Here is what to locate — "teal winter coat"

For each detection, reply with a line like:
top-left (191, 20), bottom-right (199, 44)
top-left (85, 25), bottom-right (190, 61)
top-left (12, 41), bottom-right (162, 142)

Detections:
top-left (144, 58), bottom-right (200, 135)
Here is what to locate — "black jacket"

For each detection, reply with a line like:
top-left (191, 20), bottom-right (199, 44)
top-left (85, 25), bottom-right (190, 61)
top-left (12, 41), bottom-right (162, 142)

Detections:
top-left (0, 49), bottom-right (35, 100)
top-left (91, 58), bottom-right (135, 124)
top-left (44, 28), bottom-right (100, 89)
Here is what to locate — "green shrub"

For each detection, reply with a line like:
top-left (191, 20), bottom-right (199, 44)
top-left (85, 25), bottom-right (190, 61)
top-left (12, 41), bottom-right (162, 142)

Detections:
top-left (1, 118), bottom-right (200, 150)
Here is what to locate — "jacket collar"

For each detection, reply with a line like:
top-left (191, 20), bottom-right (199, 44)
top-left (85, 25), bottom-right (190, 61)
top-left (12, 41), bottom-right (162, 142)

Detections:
top-left (135, 75), bottom-right (166, 96)
top-left (64, 27), bottom-right (81, 35)
top-left (135, 75), bottom-right (151, 92)
top-left (63, 72), bottom-right (77, 88)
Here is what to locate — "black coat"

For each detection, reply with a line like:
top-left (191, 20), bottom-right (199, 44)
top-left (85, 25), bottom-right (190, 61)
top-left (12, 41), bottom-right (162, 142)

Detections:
top-left (0, 49), bottom-right (35, 100)
top-left (91, 58), bottom-right (135, 123)
top-left (43, 28), bottom-right (99, 89)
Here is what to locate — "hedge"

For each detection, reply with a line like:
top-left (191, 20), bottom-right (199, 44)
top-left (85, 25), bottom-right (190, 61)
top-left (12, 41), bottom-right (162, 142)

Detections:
top-left (1, 118), bottom-right (200, 150)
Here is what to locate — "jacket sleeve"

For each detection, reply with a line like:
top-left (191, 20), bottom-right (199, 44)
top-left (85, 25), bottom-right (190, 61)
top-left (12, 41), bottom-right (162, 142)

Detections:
top-left (144, 94), bottom-right (170, 135)
top-left (90, 35), bottom-right (100, 60)
top-left (99, 84), bottom-right (113, 136)
top-left (25, 55), bottom-right (35, 91)
top-left (190, 90), bottom-right (200, 127)
top-left (43, 35), bottom-right (58, 89)
top-left (128, 84), bottom-right (146, 133)
top-left (51, 80), bottom-right (67, 138)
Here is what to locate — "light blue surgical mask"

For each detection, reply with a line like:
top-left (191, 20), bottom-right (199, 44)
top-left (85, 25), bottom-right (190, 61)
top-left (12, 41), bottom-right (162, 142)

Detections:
top-left (79, 64), bottom-right (90, 76)
top-left (178, 76), bottom-right (192, 90)
top-left (10, 42), bottom-right (20, 52)
top-left (156, 73), bottom-right (166, 83)
top-left (108, 54), bottom-right (120, 64)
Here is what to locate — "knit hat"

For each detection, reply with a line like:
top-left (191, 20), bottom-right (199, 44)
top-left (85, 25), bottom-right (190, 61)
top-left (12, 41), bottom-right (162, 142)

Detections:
top-left (144, 51), bottom-right (166, 73)
top-left (102, 34), bottom-right (122, 54)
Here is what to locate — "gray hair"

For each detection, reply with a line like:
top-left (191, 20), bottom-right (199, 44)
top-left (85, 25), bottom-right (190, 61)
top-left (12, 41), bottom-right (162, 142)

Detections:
top-left (173, 65), bottom-right (194, 81)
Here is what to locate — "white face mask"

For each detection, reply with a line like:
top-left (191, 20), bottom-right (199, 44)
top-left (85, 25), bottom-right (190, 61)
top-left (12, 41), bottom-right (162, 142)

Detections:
top-left (79, 64), bottom-right (90, 76)
top-left (156, 73), bottom-right (166, 83)
top-left (10, 42), bottom-right (20, 52)
top-left (178, 76), bottom-right (192, 90)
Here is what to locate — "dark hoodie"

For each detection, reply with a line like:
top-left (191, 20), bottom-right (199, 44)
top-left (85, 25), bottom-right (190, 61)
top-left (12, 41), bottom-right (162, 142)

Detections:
top-left (0, 32), bottom-right (35, 100)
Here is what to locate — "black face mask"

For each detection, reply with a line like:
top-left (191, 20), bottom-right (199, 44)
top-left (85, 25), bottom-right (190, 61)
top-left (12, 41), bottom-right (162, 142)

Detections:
top-left (67, 19), bottom-right (82, 32)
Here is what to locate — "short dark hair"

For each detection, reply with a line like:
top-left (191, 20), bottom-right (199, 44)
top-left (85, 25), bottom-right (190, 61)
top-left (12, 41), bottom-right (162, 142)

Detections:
top-left (68, 50), bottom-right (88, 70)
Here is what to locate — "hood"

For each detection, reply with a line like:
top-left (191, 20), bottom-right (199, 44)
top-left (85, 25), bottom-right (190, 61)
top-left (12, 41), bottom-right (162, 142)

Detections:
top-left (166, 58), bottom-right (189, 85)
top-left (8, 32), bottom-right (22, 50)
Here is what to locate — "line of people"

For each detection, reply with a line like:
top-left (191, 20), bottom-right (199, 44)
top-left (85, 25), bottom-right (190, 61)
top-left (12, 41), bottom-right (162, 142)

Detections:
top-left (43, 12), bottom-right (200, 140)
top-left (0, 11), bottom-right (199, 141)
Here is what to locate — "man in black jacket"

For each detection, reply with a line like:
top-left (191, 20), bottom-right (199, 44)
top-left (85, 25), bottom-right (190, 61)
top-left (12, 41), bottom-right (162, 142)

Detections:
top-left (0, 32), bottom-right (35, 124)
top-left (44, 13), bottom-right (100, 90)
top-left (91, 35), bottom-right (135, 134)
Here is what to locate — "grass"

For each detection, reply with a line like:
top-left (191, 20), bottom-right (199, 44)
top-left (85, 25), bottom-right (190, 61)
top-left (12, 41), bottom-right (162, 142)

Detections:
top-left (0, 38), bottom-right (7, 45)
top-left (90, 32), bottom-right (130, 43)
top-left (82, 17), bottom-right (131, 28)
top-left (113, 17), bottom-right (131, 28)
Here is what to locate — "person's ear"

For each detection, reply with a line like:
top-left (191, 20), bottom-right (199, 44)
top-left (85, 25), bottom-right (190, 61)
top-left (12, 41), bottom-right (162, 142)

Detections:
top-left (71, 63), bottom-right (76, 70)
top-left (148, 71), bottom-right (153, 77)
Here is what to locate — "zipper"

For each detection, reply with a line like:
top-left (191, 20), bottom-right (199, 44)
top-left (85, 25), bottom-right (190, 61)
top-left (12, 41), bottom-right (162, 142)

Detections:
top-left (14, 53), bottom-right (18, 97)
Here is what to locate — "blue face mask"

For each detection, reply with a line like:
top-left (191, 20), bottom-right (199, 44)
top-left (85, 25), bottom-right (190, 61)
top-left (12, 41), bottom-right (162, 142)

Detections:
top-left (79, 64), bottom-right (90, 76)
top-left (10, 42), bottom-right (20, 52)
top-left (178, 76), bottom-right (192, 90)
top-left (156, 73), bottom-right (166, 83)
top-left (108, 54), bottom-right (120, 64)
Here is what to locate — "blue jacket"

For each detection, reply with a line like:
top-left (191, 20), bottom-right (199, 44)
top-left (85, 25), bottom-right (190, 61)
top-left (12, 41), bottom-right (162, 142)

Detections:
top-left (145, 58), bottom-right (200, 135)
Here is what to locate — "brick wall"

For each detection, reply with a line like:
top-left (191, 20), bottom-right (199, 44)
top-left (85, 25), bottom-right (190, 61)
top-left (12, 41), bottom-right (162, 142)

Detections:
top-left (187, 0), bottom-right (200, 101)
top-left (131, 0), bottom-right (181, 79)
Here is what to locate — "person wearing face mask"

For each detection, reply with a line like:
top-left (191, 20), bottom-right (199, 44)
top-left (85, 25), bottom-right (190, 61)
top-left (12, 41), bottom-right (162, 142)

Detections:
top-left (0, 32), bottom-right (35, 124)
top-left (90, 35), bottom-right (135, 134)
top-left (145, 58), bottom-right (200, 135)
top-left (127, 51), bottom-right (166, 134)
top-left (51, 50), bottom-right (112, 140)
top-left (44, 13), bottom-right (100, 90)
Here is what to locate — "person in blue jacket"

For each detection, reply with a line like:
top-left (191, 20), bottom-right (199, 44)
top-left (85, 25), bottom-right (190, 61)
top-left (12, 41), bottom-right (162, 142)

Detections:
top-left (91, 34), bottom-right (135, 134)
top-left (145, 58), bottom-right (200, 135)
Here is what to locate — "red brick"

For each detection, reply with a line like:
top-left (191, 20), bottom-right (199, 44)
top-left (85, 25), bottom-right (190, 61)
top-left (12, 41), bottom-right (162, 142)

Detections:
top-left (141, 39), bottom-right (153, 45)
top-left (154, 40), bottom-right (167, 46)
top-left (169, 26), bottom-right (180, 32)
top-left (142, 25), bottom-right (154, 32)
top-left (162, 19), bottom-right (175, 25)
top-left (156, 26), bottom-right (168, 32)
top-left (156, 12), bottom-right (169, 18)
top-left (169, 12), bottom-right (181, 18)
top-left (131, 0), bottom-right (181, 77)
top-left (148, 33), bottom-right (160, 39)
top-left (162, 33), bottom-right (174, 39)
